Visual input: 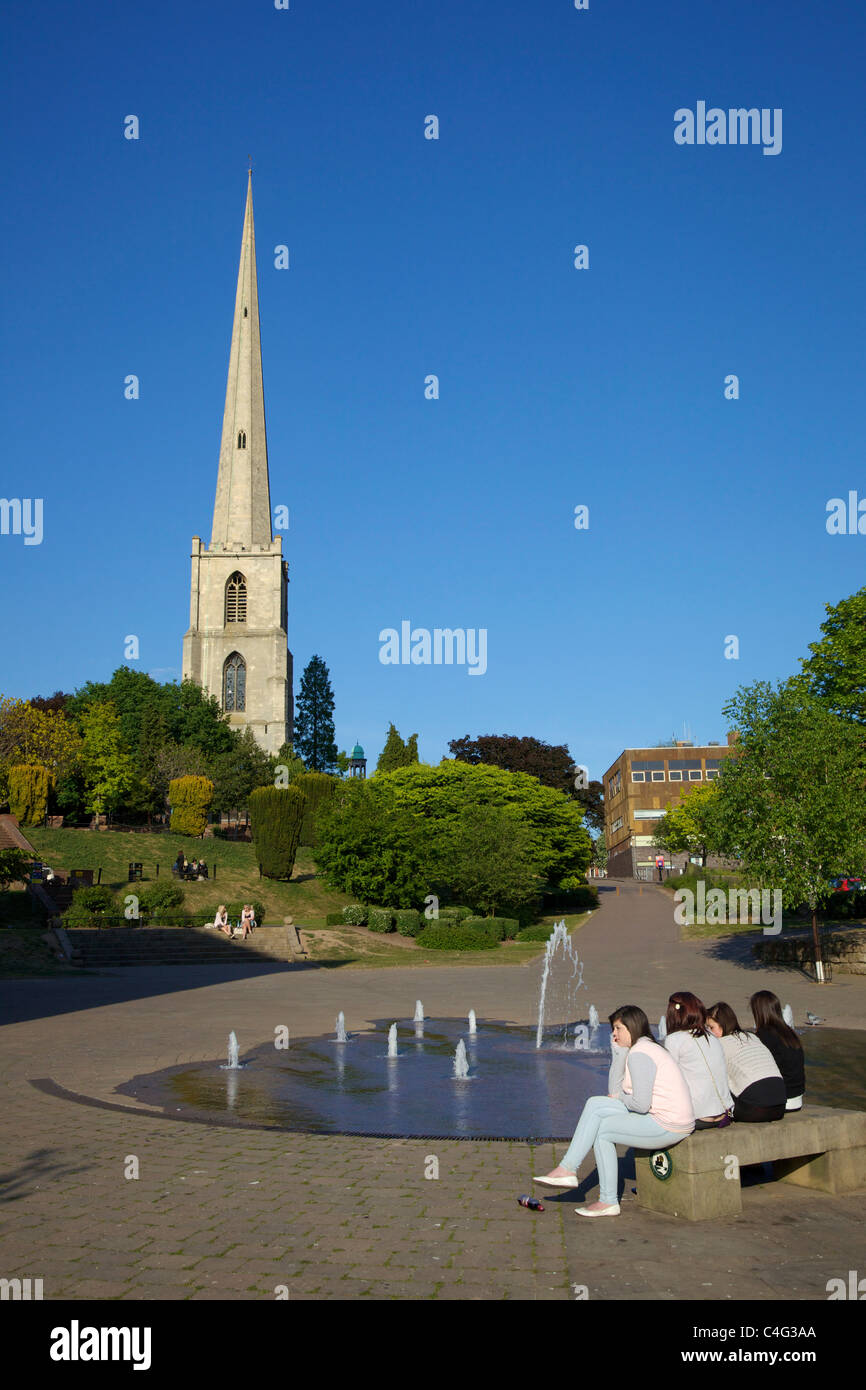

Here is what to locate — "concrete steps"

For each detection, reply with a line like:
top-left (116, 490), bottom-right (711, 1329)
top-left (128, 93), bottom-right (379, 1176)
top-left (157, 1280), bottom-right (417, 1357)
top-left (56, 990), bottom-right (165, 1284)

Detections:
top-left (66, 925), bottom-right (293, 967)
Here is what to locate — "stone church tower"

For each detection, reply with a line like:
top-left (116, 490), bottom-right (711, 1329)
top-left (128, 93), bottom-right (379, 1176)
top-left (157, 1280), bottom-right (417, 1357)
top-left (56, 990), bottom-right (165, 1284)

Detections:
top-left (182, 173), bottom-right (293, 756)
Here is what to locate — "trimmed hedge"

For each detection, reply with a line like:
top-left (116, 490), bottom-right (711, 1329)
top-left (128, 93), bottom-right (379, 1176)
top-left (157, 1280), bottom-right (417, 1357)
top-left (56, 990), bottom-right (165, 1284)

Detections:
top-left (342, 904), bottom-right (367, 926)
top-left (394, 908), bottom-right (422, 936)
top-left (367, 907), bottom-right (395, 933)
top-left (417, 923), bottom-right (500, 950)
top-left (541, 884), bottom-right (599, 914)
top-left (169, 775), bottom-right (215, 838)
top-left (293, 771), bottom-right (339, 848)
top-left (517, 922), bottom-right (568, 942)
top-left (249, 784), bottom-right (306, 880)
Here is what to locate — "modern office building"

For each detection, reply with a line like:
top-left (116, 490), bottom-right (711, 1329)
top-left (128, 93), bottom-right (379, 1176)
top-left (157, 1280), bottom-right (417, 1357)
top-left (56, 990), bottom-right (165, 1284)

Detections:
top-left (602, 736), bottom-right (737, 879)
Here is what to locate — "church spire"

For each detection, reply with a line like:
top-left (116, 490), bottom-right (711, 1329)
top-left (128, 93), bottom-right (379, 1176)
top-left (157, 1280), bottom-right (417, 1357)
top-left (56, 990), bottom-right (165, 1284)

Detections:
top-left (210, 171), bottom-right (273, 548)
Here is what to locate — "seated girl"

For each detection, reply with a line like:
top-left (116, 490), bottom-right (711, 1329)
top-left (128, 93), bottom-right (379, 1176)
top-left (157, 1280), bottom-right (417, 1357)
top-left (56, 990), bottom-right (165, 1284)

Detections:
top-left (706, 1001), bottom-right (786, 1122)
top-left (664, 990), bottom-right (733, 1128)
top-left (749, 990), bottom-right (805, 1111)
top-left (533, 1004), bottom-right (694, 1217)
top-left (240, 904), bottom-right (256, 939)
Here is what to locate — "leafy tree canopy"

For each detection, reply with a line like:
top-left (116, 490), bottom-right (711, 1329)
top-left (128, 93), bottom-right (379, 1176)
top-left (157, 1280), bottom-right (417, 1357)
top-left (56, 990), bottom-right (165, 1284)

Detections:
top-left (799, 585), bottom-right (866, 722)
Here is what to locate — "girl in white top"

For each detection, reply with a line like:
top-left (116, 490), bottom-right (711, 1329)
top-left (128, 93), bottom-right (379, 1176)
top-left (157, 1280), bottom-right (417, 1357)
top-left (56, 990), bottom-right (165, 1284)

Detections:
top-left (663, 990), bottom-right (732, 1128)
top-left (707, 1000), bottom-right (786, 1123)
top-left (213, 906), bottom-right (231, 937)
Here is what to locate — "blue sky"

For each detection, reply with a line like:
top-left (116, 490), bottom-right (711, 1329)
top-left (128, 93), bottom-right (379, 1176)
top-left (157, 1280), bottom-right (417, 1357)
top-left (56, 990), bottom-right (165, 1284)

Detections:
top-left (3, 0), bottom-right (865, 780)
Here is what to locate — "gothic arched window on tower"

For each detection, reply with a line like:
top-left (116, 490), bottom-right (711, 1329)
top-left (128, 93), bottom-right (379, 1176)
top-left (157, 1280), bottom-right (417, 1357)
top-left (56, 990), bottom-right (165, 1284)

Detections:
top-left (224, 652), bottom-right (246, 712)
top-left (225, 572), bottom-right (247, 624)
top-left (237, 430), bottom-right (247, 449)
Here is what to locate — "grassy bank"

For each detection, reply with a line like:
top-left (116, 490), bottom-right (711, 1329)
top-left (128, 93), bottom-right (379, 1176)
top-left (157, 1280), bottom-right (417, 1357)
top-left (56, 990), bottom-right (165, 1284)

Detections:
top-left (26, 827), bottom-right (349, 927)
top-left (300, 912), bottom-right (591, 968)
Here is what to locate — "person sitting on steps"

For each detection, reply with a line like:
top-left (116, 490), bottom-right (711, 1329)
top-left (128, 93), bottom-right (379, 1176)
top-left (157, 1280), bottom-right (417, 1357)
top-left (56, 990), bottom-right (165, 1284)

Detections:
top-left (213, 905), bottom-right (231, 937)
top-left (240, 904), bottom-right (256, 939)
top-left (533, 1004), bottom-right (695, 1217)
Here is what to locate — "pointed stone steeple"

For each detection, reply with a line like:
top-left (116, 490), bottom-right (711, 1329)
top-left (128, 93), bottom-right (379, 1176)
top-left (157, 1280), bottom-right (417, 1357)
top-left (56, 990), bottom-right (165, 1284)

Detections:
top-left (210, 171), bottom-right (273, 548)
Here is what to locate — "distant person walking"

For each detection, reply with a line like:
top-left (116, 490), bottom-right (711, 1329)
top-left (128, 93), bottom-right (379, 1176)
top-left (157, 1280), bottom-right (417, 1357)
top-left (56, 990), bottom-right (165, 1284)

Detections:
top-left (655, 854), bottom-right (665, 882)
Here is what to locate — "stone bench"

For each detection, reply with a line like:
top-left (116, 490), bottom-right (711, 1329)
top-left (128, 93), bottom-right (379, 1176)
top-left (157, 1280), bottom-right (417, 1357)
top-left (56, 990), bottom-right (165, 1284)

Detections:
top-left (633, 1106), bottom-right (866, 1220)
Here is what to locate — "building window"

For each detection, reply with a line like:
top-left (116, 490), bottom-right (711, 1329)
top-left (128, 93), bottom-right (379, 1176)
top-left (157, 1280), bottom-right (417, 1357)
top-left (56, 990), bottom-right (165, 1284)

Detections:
top-left (243, 307), bottom-right (248, 317)
top-left (224, 652), bottom-right (246, 712)
top-left (225, 572), bottom-right (247, 623)
top-left (651, 771), bottom-right (665, 782)
top-left (706, 769), bottom-right (719, 780)
top-left (669, 769), bottom-right (682, 781)
top-left (631, 771), bottom-right (645, 783)
top-left (237, 430), bottom-right (247, 449)
top-left (688, 769), bottom-right (702, 781)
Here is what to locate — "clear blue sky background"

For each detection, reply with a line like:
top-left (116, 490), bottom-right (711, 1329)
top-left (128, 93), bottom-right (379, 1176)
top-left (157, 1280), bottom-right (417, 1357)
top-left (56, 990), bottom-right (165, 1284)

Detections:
top-left (3, 0), bottom-right (864, 780)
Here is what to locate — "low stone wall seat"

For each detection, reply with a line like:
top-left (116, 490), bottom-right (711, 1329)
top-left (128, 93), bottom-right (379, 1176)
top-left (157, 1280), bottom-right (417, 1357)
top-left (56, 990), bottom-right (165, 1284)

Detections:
top-left (633, 1105), bottom-right (866, 1220)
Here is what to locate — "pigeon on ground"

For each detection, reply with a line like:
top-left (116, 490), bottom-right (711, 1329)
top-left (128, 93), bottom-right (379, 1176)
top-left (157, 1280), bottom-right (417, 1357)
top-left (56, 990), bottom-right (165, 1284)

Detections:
top-left (805, 1012), bottom-right (823, 1026)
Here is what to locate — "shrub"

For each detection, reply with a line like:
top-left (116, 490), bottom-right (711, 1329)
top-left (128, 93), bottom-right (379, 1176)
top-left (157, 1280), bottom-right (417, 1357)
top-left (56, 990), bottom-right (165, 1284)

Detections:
top-left (63, 884), bottom-right (124, 929)
top-left (8, 764), bottom-right (54, 826)
top-left (394, 908), bottom-right (422, 936)
top-left (367, 907), bottom-right (395, 933)
top-left (169, 775), bottom-right (215, 837)
top-left (517, 922), bottom-right (568, 942)
top-left (139, 882), bottom-right (185, 914)
top-left (496, 917), bottom-right (520, 939)
top-left (463, 916), bottom-right (505, 941)
top-left (417, 923), bottom-right (500, 950)
top-left (541, 884), bottom-right (599, 915)
top-left (249, 784), bottom-right (306, 880)
top-left (294, 771), bottom-right (339, 847)
top-left (342, 904), bottom-right (367, 926)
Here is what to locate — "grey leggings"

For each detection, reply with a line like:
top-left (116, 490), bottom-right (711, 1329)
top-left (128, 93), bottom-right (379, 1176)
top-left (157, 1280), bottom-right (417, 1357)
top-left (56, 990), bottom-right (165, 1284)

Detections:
top-left (560, 1096), bottom-right (691, 1204)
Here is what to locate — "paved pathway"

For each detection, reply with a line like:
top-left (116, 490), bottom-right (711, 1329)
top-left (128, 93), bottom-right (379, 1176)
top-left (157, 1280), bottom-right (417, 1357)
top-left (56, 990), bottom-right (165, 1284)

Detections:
top-left (1, 881), bottom-right (863, 1301)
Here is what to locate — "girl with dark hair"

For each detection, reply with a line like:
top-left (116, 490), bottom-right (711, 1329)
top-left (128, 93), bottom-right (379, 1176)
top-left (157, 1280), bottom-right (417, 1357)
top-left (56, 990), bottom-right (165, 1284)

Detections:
top-left (749, 990), bottom-right (805, 1111)
top-left (664, 990), bottom-right (733, 1129)
top-left (706, 1002), bottom-right (786, 1123)
top-left (533, 1004), bottom-right (694, 1217)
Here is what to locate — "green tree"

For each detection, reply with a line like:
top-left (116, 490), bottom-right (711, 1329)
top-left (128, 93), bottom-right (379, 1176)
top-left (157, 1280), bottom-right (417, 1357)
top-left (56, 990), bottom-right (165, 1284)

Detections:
top-left (8, 764), bottom-right (54, 826)
top-left (335, 750), bottom-right (351, 776)
top-left (314, 778), bottom-right (429, 907)
top-left (376, 723), bottom-right (409, 773)
top-left (294, 656), bottom-right (338, 772)
top-left (210, 728), bottom-right (274, 815)
top-left (0, 847), bottom-right (34, 889)
top-left (653, 783), bottom-right (724, 867)
top-left (293, 771), bottom-right (339, 847)
top-left (79, 703), bottom-right (136, 818)
top-left (169, 775), bottom-right (215, 837)
top-left (249, 785), bottom-right (307, 879)
top-left (716, 680), bottom-right (866, 974)
top-left (799, 586), bottom-right (866, 722)
top-left (449, 733), bottom-right (575, 796)
top-left (430, 803), bottom-right (542, 916)
top-left (592, 833), bottom-right (608, 871)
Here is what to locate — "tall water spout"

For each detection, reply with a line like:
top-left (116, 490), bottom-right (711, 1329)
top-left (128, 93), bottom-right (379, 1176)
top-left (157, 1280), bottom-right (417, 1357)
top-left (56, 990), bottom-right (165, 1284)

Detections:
top-left (221, 1031), bottom-right (241, 1070)
top-left (387, 1023), bottom-right (398, 1058)
top-left (658, 1015), bottom-right (667, 1041)
top-left (453, 1038), bottom-right (470, 1079)
top-left (335, 1011), bottom-right (348, 1043)
top-left (468, 1009), bottom-right (477, 1035)
top-left (782, 1003), bottom-right (794, 1028)
top-left (536, 920), bottom-right (585, 1048)
top-left (588, 1005), bottom-right (599, 1030)
top-left (414, 1000), bottom-right (424, 1022)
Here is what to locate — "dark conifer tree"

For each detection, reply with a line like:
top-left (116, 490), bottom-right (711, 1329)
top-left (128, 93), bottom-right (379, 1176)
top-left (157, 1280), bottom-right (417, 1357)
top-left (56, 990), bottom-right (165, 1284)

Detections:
top-left (294, 656), bottom-right (338, 772)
